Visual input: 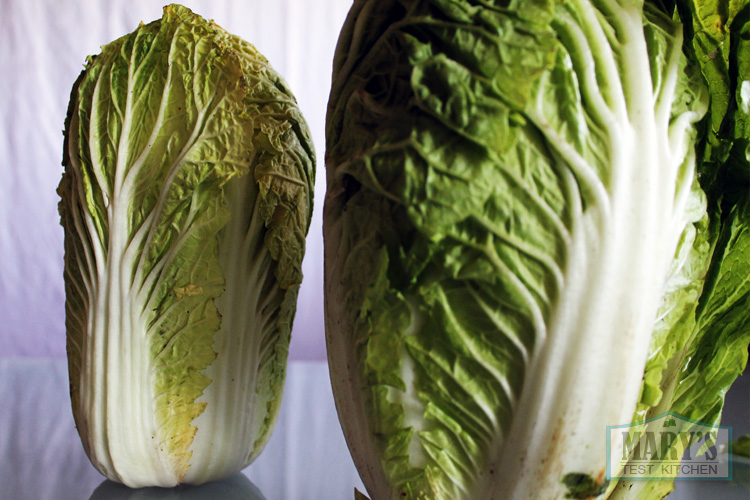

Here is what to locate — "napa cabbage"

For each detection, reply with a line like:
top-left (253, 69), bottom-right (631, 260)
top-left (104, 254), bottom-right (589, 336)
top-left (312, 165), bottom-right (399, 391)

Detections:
top-left (323, 0), bottom-right (750, 499)
top-left (58, 5), bottom-right (314, 487)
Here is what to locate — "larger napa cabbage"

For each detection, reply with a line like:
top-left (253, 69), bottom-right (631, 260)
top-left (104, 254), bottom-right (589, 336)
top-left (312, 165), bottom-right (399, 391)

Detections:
top-left (58, 5), bottom-right (314, 487)
top-left (324, 0), bottom-right (750, 499)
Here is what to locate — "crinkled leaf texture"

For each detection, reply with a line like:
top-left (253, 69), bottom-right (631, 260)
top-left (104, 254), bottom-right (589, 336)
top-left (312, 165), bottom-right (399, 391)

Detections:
top-left (58, 4), bottom-right (314, 487)
top-left (324, 1), bottom-right (749, 499)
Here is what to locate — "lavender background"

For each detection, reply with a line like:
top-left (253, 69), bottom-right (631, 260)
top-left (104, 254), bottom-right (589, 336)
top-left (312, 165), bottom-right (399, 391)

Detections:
top-left (0, 0), bottom-right (353, 361)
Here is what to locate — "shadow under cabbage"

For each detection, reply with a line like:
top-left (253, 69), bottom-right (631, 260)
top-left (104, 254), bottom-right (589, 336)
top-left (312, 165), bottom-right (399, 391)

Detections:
top-left (89, 473), bottom-right (265, 500)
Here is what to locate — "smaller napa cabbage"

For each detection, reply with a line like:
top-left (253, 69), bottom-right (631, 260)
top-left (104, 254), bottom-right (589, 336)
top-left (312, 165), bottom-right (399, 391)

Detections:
top-left (58, 4), bottom-right (314, 487)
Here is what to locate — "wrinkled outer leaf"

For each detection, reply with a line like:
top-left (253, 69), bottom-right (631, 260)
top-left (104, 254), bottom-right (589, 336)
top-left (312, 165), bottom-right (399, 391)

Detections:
top-left (58, 4), bottom-right (314, 487)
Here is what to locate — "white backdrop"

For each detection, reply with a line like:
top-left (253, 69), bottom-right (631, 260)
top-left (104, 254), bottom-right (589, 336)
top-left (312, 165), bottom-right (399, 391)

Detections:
top-left (0, 0), bottom-right (354, 360)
